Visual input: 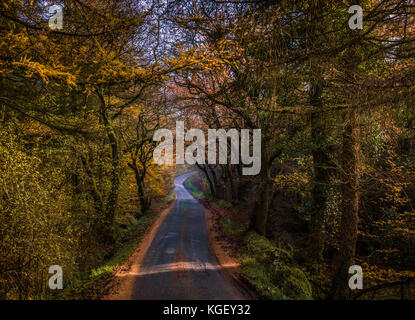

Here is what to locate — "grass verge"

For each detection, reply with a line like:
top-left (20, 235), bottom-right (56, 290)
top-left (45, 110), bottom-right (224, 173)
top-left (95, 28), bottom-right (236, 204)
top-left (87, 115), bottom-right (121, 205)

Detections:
top-left (58, 190), bottom-right (176, 300)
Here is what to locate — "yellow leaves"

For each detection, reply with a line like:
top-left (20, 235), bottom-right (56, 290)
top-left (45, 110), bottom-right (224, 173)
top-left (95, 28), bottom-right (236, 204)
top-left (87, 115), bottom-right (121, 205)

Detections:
top-left (39, 34), bottom-right (48, 42)
top-left (165, 42), bottom-right (240, 74)
top-left (12, 57), bottom-right (76, 87)
top-left (94, 38), bottom-right (106, 56)
top-left (359, 261), bottom-right (415, 284)
top-left (96, 59), bottom-right (135, 83)
top-left (0, 27), bottom-right (77, 87)
top-left (2, 32), bottom-right (30, 52)
top-left (85, 44), bottom-right (156, 85)
top-left (273, 171), bottom-right (310, 190)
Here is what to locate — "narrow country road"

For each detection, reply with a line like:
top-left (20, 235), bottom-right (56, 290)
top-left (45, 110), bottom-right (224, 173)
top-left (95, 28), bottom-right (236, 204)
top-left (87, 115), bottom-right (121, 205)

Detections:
top-left (129, 172), bottom-right (248, 300)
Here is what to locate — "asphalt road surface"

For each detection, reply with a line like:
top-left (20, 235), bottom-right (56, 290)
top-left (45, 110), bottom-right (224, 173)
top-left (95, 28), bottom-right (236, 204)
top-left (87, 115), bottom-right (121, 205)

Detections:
top-left (130, 172), bottom-right (248, 300)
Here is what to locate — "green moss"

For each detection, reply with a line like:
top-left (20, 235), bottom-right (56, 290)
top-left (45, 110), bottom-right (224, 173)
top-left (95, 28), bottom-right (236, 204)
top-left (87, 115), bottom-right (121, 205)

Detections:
top-left (240, 254), bottom-right (285, 299)
top-left (271, 264), bottom-right (313, 300)
top-left (239, 231), bottom-right (312, 300)
top-left (220, 215), bottom-right (249, 239)
top-left (243, 231), bottom-right (279, 264)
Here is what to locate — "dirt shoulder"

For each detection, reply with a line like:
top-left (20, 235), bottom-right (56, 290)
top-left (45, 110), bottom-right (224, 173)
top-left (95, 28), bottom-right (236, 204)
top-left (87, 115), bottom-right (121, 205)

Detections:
top-left (202, 202), bottom-right (259, 300)
top-left (102, 197), bottom-right (176, 300)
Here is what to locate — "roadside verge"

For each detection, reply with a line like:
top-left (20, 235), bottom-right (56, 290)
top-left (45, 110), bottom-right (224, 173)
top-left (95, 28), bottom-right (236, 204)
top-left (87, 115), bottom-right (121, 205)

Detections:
top-left (102, 196), bottom-right (176, 299)
top-left (183, 173), bottom-right (259, 299)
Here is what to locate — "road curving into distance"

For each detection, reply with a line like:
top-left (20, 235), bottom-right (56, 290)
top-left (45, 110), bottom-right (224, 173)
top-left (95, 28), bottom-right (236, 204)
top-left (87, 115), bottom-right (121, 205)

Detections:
top-left (129, 172), bottom-right (249, 300)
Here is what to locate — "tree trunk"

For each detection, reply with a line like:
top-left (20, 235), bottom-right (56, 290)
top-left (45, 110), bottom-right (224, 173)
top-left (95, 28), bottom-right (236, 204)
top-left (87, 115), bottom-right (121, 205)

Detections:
top-left (97, 93), bottom-right (120, 244)
top-left (197, 164), bottom-right (216, 197)
top-left (128, 159), bottom-right (149, 215)
top-left (225, 165), bottom-right (235, 202)
top-left (80, 154), bottom-right (103, 216)
top-left (228, 165), bottom-right (239, 202)
top-left (307, 0), bottom-right (330, 262)
top-left (253, 143), bottom-right (271, 236)
top-left (223, 166), bottom-right (233, 202)
top-left (329, 108), bottom-right (359, 299)
top-left (137, 178), bottom-right (148, 214)
top-left (309, 110), bottom-right (331, 261)
top-left (209, 165), bottom-right (220, 195)
top-left (329, 7), bottom-right (362, 297)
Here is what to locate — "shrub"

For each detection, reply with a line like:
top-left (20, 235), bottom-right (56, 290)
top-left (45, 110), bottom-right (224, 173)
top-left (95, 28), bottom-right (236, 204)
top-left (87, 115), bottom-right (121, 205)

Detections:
top-left (271, 264), bottom-right (313, 300)
top-left (240, 231), bottom-right (312, 300)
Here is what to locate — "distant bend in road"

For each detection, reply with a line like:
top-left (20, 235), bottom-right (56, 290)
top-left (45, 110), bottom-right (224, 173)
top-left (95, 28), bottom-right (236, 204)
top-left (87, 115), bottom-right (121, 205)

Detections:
top-left (129, 172), bottom-right (249, 300)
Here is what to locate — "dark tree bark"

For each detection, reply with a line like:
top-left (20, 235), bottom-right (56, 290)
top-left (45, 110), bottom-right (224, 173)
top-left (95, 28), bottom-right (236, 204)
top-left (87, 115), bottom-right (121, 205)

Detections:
top-left (97, 90), bottom-right (120, 244)
top-left (329, 16), bottom-right (362, 297)
top-left (196, 163), bottom-right (216, 197)
top-left (80, 154), bottom-right (103, 217)
top-left (307, 0), bottom-right (330, 262)
top-left (309, 110), bottom-right (331, 261)
top-left (253, 143), bottom-right (272, 236)
top-left (329, 108), bottom-right (360, 299)
top-left (128, 158), bottom-right (149, 216)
